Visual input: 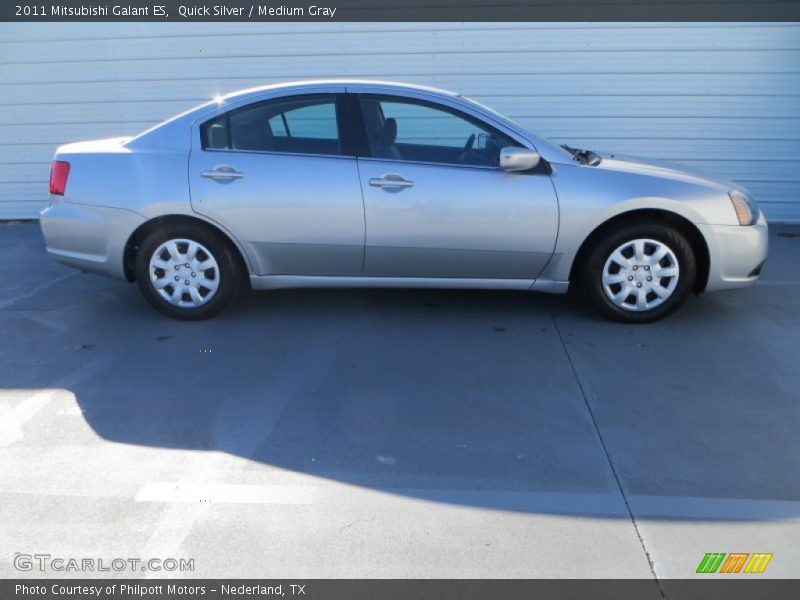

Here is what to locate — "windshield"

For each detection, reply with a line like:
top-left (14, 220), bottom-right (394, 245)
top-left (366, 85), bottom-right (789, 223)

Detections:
top-left (460, 95), bottom-right (575, 161)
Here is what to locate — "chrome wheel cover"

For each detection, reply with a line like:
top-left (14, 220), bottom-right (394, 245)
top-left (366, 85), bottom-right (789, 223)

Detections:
top-left (602, 238), bottom-right (679, 312)
top-left (149, 238), bottom-right (220, 308)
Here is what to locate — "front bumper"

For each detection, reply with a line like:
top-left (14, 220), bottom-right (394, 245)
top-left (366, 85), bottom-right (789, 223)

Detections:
top-left (698, 213), bottom-right (769, 292)
top-left (39, 198), bottom-right (145, 281)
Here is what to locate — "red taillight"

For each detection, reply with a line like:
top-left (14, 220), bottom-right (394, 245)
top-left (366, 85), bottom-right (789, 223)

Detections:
top-left (49, 160), bottom-right (70, 195)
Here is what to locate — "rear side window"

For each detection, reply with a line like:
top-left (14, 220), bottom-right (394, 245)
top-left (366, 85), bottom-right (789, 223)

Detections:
top-left (201, 94), bottom-right (343, 157)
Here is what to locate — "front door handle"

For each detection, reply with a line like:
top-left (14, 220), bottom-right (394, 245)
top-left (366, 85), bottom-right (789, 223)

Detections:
top-left (201, 165), bottom-right (245, 182)
top-left (369, 173), bottom-right (414, 189)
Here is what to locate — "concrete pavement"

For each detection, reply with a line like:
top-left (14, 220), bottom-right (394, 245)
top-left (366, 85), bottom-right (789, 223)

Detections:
top-left (0, 222), bottom-right (798, 583)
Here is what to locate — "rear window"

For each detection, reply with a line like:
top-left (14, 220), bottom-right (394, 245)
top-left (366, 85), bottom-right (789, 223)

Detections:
top-left (201, 94), bottom-right (343, 157)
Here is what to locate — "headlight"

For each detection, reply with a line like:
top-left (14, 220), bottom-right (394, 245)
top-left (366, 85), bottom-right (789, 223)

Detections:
top-left (728, 190), bottom-right (759, 226)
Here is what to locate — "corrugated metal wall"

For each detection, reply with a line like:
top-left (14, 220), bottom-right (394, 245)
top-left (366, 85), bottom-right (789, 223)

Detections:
top-left (1, 22), bottom-right (798, 221)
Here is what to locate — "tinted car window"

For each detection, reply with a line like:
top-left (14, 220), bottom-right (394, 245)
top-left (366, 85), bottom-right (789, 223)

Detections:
top-left (280, 102), bottom-right (339, 139)
top-left (202, 94), bottom-right (342, 157)
top-left (359, 95), bottom-right (519, 167)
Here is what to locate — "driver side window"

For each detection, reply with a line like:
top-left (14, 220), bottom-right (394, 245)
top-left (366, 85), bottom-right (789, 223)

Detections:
top-left (359, 95), bottom-right (518, 167)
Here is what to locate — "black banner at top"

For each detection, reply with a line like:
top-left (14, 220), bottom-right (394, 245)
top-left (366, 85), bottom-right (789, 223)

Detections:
top-left (3, 0), bottom-right (800, 22)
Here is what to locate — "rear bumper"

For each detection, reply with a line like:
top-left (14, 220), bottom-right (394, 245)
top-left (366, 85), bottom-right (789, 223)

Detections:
top-left (699, 213), bottom-right (769, 292)
top-left (39, 198), bottom-right (145, 281)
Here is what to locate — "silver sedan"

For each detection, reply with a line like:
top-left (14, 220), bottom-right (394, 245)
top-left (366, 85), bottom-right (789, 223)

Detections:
top-left (40, 80), bottom-right (768, 322)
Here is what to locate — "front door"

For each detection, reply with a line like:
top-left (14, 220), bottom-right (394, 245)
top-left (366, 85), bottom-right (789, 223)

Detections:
top-left (355, 93), bottom-right (558, 280)
top-left (189, 92), bottom-right (365, 276)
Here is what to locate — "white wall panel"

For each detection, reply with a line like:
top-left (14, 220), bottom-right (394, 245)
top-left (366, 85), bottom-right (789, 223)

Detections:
top-left (0, 22), bottom-right (798, 220)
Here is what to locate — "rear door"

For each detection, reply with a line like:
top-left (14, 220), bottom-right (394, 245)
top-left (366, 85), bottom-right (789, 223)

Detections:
top-left (189, 90), bottom-right (365, 276)
top-left (353, 93), bottom-right (559, 280)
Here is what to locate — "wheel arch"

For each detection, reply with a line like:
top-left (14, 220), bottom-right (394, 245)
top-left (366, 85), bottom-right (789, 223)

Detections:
top-left (568, 209), bottom-right (710, 293)
top-left (123, 214), bottom-right (251, 283)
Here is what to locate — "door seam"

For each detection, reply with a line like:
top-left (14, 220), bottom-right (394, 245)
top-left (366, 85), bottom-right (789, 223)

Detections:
top-left (355, 157), bottom-right (368, 273)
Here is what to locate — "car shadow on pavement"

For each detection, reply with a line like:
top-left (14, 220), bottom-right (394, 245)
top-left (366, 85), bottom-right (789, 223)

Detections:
top-left (16, 285), bottom-right (800, 521)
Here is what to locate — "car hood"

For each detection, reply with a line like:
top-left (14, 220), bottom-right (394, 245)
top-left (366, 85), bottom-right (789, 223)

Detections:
top-left (595, 153), bottom-right (743, 193)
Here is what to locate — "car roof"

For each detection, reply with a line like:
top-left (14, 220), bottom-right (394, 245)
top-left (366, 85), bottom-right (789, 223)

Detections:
top-left (221, 79), bottom-right (459, 101)
top-left (128, 77), bottom-right (571, 165)
top-left (126, 80), bottom-right (459, 148)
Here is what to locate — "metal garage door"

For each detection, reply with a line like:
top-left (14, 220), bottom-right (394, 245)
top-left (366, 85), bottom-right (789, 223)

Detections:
top-left (1, 22), bottom-right (798, 221)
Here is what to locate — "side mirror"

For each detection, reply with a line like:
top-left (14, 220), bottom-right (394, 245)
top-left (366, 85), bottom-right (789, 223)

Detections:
top-left (499, 147), bottom-right (541, 172)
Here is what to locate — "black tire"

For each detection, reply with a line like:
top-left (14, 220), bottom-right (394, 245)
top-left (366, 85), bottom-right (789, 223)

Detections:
top-left (134, 223), bottom-right (241, 320)
top-left (580, 220), bottom-right (696, 323)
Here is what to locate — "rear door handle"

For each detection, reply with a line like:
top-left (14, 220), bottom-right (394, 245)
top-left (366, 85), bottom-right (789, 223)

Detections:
top-left (201, 165), bottom-right (245, 182)
top-left (369, 174), bottom-right (414, 189)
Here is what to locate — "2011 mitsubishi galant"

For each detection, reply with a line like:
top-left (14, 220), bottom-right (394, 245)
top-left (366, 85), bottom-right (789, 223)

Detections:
top-left (40, 80), bottom-right (768, 322)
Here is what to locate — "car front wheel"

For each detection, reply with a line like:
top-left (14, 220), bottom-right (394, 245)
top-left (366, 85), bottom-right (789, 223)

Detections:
top-left (134, 224), bottom-right (240, 320)
top-left (581, 221), bottom-right (696, 323)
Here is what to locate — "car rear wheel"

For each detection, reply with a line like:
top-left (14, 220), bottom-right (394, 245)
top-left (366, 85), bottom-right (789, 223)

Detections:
top-left (134, 224), bottom-right (240, 320)
top-left (581, 221), bottom-right (696, 323)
